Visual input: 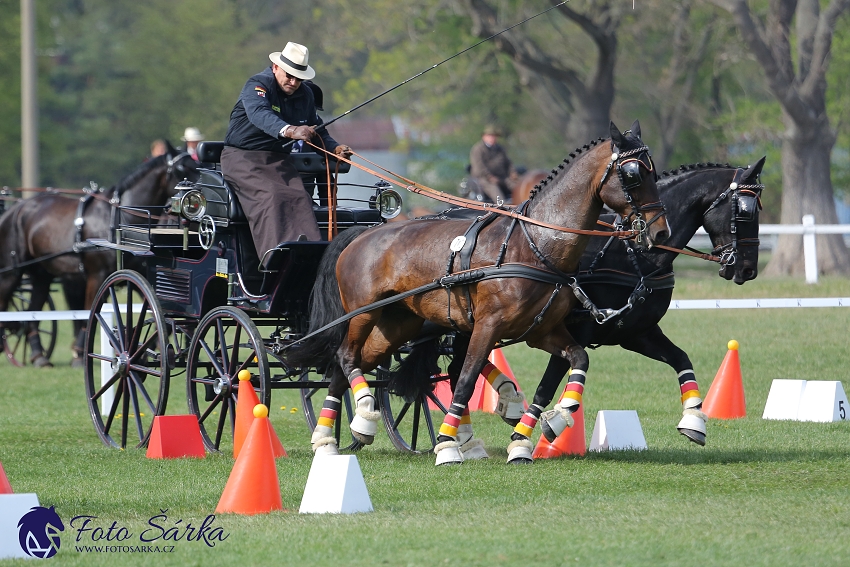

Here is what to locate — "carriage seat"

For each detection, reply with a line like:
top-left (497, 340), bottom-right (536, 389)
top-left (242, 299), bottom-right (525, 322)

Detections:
top-left (195, 141), bottom-right (351, 173)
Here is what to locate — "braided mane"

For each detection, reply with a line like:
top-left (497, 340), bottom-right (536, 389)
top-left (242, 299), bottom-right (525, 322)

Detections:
top-left (528, 137), bottom-right (607, 200)
top-left (659, 162), bottom-right (734, 178)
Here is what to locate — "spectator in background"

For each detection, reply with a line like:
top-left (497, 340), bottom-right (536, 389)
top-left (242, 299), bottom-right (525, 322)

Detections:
top-left (150, 139), bottom-right (167, 158)
top-left (469, 124), bottom-right (518, 203)
top-left (181, 127), bottom-right (205, 160)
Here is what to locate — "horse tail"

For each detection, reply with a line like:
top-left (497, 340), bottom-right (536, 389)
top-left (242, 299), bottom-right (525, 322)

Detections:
top-left (285, 226), bottom-right (370, 370)
top-left (385, 337), bottom-right (442, 403)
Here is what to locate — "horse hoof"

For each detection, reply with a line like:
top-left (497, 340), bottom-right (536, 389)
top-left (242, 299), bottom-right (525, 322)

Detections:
top-left (434, 441), bottom-right (464, 466)
top-left (350, 412), bottom-right (378, 445)
top-left (677, 410), bottom-right (707, 446)
top-left (495, 391), bottom-right (526, 426)
top-left (540, 407), bottom-right (573, 442)
top-left (506, 439), bottom-right (534, 464)
top-left (313, 441), bottom-right (341, 456)
top-left (460, 438), bottom-right (489, 460)
top-left (678, 428), bottom-right (706, 446)
top-left (70, 357), bottom-right (85, 369)
top-left (31, 355), bottom-right (53, 368)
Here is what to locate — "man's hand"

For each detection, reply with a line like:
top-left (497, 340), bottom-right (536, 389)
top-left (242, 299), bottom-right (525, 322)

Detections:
top-left (286, 125), bottom-right (316, 140)
top-left (334, 145), bottom-right (353, 159)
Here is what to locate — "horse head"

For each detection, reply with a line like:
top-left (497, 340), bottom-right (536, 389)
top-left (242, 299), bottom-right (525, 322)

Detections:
top-left (704, 156), bottom-right (766, 284)
top-left (163, 140), bottom-right (201, 194)
top-left (600, 120), bottom-right (670, 249)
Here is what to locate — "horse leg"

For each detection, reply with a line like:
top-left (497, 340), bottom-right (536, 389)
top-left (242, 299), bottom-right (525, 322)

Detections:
top-left (0, 271), bottom-right (24, 359)
top-left (445, 336), bottom-right (488, 460)
top-left (528, 331), bottom-right (590, 445)
top-left (335, 310), bottom-right (386, 446)
top-left (434, 326), bottom-right (501, 466)
top-left (619, 326), bottom-right (707, 446)
top-left (24, 275), bottom-right (53, 368)
top-left (63, 278), bottom-right (87, 367)
top-left (310, 364), bottom-right (346, 455)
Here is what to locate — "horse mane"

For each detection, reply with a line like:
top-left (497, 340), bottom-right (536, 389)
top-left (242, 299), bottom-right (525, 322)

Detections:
top-left (659, 162), bottom-right (734, 178)
top-left (104, 154), bottom-right (168, 197)
top-left (526, 137), bottom-right (607, 200)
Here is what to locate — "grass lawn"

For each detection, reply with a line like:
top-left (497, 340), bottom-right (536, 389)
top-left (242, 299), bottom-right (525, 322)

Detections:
top-left (1, 274), bottom-right (849, 566)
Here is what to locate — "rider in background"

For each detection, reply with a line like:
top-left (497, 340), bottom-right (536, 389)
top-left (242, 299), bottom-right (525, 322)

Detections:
top-left (221, 41), bottom-right (352, 256)
top-left (181, 127), bottom-right (205, 161)
top-left (469, 124), bottom-right (519, 204)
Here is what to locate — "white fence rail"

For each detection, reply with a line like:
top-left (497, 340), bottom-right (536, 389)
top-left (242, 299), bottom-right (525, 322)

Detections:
top-left (693, 214), bottom-right (850, 284)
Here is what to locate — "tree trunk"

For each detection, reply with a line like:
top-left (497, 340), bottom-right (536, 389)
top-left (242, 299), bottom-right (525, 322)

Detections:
top-left (765, 113), bottom-right (850, 275)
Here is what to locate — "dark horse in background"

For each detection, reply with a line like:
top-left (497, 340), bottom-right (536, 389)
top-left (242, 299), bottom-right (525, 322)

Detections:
top-left (0, 143), bottom-right (198, 367)
top-left (288, 121), bottom-right (670, 465)
top-left (435, 157), bottom-right (766, 458)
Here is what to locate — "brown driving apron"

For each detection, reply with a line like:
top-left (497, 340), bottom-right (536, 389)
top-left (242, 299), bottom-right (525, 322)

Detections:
top-left (221, 147), bottom-right (321, 256)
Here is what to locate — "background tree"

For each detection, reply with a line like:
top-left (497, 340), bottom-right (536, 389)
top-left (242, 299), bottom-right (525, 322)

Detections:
top-left (707, 0), bottom-right (850, 275)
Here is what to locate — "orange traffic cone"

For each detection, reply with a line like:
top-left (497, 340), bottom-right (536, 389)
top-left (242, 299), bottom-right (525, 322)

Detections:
top-left (702, 340), bottom-right (746, 419)
top-left (0, 461), bottom-right (13, 494)
top-left (533, 405), bottom-right (586, 458)
top-left (234, 370), bottom-right (287, 458)
top-left (216, 404), bottom-right (283, 515)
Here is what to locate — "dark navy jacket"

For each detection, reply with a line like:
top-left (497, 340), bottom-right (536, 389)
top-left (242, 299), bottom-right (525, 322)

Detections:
top-left (224, 66), bottom-right (338, 154)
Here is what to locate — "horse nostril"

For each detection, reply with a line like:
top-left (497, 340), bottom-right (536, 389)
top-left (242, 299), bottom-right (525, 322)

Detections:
top-left (655, 230), bottom-right (669, 243)
top-left (743, 267), bottom-right (756, 280)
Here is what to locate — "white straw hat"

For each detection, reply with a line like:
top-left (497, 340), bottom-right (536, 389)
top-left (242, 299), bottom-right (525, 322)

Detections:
top-left (181, 127), bottom-right (205, 142)
top-left (268, 42), bottom-right (316, 80)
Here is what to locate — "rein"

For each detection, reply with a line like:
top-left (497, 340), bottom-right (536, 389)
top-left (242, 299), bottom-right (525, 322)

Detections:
top-left (305, 140), bottom-right (645, 239)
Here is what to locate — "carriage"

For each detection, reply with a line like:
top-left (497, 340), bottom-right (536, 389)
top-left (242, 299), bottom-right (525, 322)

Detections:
top-left (82, 141), bottom-right (453, 454)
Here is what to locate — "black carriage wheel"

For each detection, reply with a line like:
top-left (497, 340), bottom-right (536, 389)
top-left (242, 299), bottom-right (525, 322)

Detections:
top-left (300, 370), bottom-right (364, 452)
top-left (1, 281), bottom-right (58, 366)
top-left (83, 270), bottom-right (169, 449)
top-left (377, 373), bottom-right (451, 455)
top-left (186, 306), bottom-right (270, 454)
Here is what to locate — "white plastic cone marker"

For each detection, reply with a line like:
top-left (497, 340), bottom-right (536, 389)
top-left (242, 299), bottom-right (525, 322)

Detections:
top-left (299, 455), bottom-right (373, 514)
top-left (762, 380), bottom-right (807, 420)
top-left (589, 410), bottom-right (647, 451)
top-left (0, 494), bottom-right (40, 559)
top-left (796, 381), bottom-right (850, 423)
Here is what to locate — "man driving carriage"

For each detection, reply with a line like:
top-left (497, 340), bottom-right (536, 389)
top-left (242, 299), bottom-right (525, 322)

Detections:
top-left (221, 41), bottom-right (352, 256)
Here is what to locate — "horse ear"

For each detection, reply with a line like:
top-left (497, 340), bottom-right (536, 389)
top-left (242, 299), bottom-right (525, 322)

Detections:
top-left (745, 156), bottom-right (766, 180)
top-left (165, 140), bottom-right (178, 156)
top-left (630, 120), bottom-right (641, 139)
top-left (610, 122), bottom-right (623, 145)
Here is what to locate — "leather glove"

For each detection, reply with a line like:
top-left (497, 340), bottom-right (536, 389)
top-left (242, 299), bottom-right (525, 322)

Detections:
top-left (286, 125), bottom-right (316, 141)
top-left (334, 145), bottom-right (353, 159)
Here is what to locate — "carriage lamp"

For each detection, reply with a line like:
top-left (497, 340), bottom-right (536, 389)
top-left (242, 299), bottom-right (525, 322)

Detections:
top-left (178, 190), bottom-right (208, 222)
top-left (370, 182), bottom-right (402, 220)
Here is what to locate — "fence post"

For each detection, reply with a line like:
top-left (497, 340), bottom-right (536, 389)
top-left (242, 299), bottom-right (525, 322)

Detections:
top-left (802, 214), bottom-right (818, 284)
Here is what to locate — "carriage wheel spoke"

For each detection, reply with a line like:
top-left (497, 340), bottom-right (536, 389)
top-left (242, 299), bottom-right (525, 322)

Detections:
top-left (127, 300), bottom-right (149, 355)
top-left (216, 319), bottom-right (229, 375)
top-left (213, 399), bottom-right (230, 448)
top-left (411, 399), bottom-right (423, 451)
top-left (128, 379), bottom-right (145, 442)
top-left (129, 327), bottom-right (158, 364)
top-left (108, 287), bottom-right (126, 349)
top-left (198, 393), bottom-right (224, 424)
top-left (101, 379), bottom-right (125, 435)
top-left (95, 313), bottom-right (123, 352)
top-left (234, 349), bottom-right (257, 378)
top-left (128, 370), bottom-right (158, 415)
top-left (92, 370), bottom-right (122, 401)
top-left (228, 325), bottom-right (242, 377)
top-left (425, 391), bottom-right (448, 414)
top-left (198, 336), bottom-right (227, 378)
top-left (422, 399), bottom-right (438, 445)
top-left (120, 378), bottom-right (130, 448)
top-left (128, 363), bottom-right (161, 378)
top-left (392, 401), bottom-right (411, 429)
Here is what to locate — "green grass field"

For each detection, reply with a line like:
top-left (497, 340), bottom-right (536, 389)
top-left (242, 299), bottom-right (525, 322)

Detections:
top-left (1, 273), bottom-right (849, 566)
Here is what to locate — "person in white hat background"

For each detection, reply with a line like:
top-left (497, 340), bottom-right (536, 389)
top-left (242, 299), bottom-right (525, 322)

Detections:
top-left (181, 127), bottom-right (205, 160)
top-left (221, 41), bottom-right (352, 256)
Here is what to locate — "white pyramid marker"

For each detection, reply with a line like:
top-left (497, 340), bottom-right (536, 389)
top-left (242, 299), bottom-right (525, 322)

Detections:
top-left (796, 381), bottom-right (849, 423)
top-left (0, 494), bottom-right (40, 559)
top-left (763, 379), bottom-right (807, 420)
top-left (589, 410), bottom-right (647, 451)
top-left (299, 455), bottom-right (373, 514)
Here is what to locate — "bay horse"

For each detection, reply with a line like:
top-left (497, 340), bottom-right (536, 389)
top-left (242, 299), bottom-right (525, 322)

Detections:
top-left (288, 120), bottom-right (670, 465)
top-left (0, 143), bottom-right (198, 367)
top-left (438, 157), bottom-right (766, 458)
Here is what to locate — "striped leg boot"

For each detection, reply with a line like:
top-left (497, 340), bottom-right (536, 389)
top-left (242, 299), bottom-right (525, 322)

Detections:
top-left (457, 408), bottom-right (488, 460)
top-left (506, 404), bottom-right (544, 464)
top-left (481, 362), bottom-right (526, 426)
top-left (434, 403), bottom-right (466, 466)
top-left (311, 396), bottom-right (341, 455)
top-left (540, 369), bottom-right (585, 442)
top-left (676, 369), bottom-right (707, 446)
top-left (348, 369), bottom-right (380, 445)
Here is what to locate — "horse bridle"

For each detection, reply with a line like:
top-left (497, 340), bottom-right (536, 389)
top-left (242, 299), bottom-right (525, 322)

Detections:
top-left (599, 139), bottom-right (666, 247)
top-left (703, 168), bottom-right (764, 267)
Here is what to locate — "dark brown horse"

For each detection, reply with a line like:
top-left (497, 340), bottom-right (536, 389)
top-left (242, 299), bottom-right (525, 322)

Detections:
top-left (0, 144), bottom-right (198, 366)
top-left (288, 121), bottom-right (670, 464)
